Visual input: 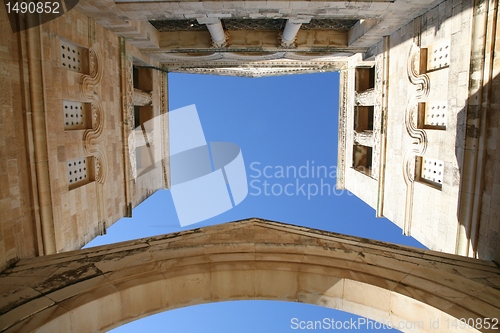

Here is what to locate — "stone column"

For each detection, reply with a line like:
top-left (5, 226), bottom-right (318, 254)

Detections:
top-left (133, 88), bottom-right (152, 106)
top-left (198, 18), bottom-right (227, 48)
top-left (280, 18), bottom-right (311, 47)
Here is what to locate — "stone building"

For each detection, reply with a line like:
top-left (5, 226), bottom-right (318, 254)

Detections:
top-left (1, 0), bottom-right (500, 331)
top-left (2, 218), bottom-right (500, 332)
top-left (0, 0), bottom-right (498, 272)
top-left (336, 0), bottom-right (500, 261)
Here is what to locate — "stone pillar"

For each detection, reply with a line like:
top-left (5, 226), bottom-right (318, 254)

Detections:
top-left (355, 88), bottom-right (376, 106)
top-left (280, 18), bottom-right (311, 47)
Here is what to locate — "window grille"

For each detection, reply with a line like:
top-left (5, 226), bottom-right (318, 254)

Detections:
top-left (67, 157), bottom-right (94, 190)
top-left (424, 102), bottom-right (447, 128)
top-left (63, 101), bottom-right (91, 130)
top-left (60, 39), bottom-right (88, 73)
top-left (422, 40), bottom-right (450, 72)
top-left (418, 102), bottom-right (447, 130)
top-left (419, 157), bottom-right (444, 189)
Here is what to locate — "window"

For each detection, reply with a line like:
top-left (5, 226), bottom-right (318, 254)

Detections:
top-left (354, 106), bottom-right (374, 132)
top-left (355, 67), bottom-right (375, 93)
top-left (133, 66), bottom-right (153, 91)
top-left (420, 39), bottom-right (450, 73)
top-left (417, 102), bottom-right (447, 130)
top-left (132, 65), bottom-right (154, 129)
top-left (416, 156), bottom-right (443, 189)
top-left (352, 144), bottom-right (373, 176)
top-left (134, 106), bottom-right (154, 130)
top-left (63, 101), bottom-right (92, 130)
top-left (60, 39), bottom-right (89, 74)
top-left (67, 157), bottom-right (95, 190)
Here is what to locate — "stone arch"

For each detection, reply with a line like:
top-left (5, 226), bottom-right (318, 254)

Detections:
top-left (0, 218), bottom-right (499, 332)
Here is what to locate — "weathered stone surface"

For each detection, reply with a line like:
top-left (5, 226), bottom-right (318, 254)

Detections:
top-left (337, 0), bottom-right (500, 261)
top-left (1, 0), bottom-right (500, 331)
top-left (0, 219), bottom-right (498, 332)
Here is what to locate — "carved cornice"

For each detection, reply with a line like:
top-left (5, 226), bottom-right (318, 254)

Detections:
top-left (155, 51), bottom-right (351, 63)
top-left (167, 61), bottom-right (346, 77)
top-left (168, 66), bottom-right (342, 77)
top-left (163, 59), bottom-right (347, 68)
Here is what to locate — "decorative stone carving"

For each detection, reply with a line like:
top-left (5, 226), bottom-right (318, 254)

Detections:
top-left (168, 62), bottom-right (346, 78)
top-left (278, 31), bottom-right (297, 48)
top-left (211, 31), bottom-right (229, 48)
top-left (407, 43), bottom-right (430, 100)
top-left (370, 53), bottom-right (385, 180)
top-left (401, 42), bottom-right (430, 235)
top-left (93, 151), bottom-right (107, 184)
top-left (124, 56), bottom-right (135, 130)
top-left (336, 70), bottom-right (348, 190)
top-left (156, 52), bottom-right (350, 64)
top-left (81, 47), bottom-right (103, 100)
top-left (80, 45), bottom-right (107, 184)
top-left (159, 68), bottom-right (167, 116)
top-left (121, 54), bottom-right (137, 180)
top-left (402, 102), bottom-right (427, 184)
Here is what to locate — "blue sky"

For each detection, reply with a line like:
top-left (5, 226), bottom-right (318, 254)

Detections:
top-left (86, 71), bottom-right (424, 332)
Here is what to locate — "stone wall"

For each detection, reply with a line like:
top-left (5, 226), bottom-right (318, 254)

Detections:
top-left (337, 0), bottom-right (500, 260)
top-left (0, 6), bottom-right (38, 270)
top-left (381, 0), bottom-right (473, 253)
top-left (0, 5), bottom-right (168, 270)
top-left (474, 0), bottom-right (500, 261)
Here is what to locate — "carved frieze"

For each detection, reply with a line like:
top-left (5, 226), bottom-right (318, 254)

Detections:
top-left (169, 64), bottom-right (345, 77)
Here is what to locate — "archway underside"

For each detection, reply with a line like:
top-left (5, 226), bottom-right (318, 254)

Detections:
top-left (0, 219), bottom-right (499, 332)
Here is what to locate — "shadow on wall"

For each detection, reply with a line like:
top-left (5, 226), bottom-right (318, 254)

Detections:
top-left (455, 64), bottom-right (500, 261)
